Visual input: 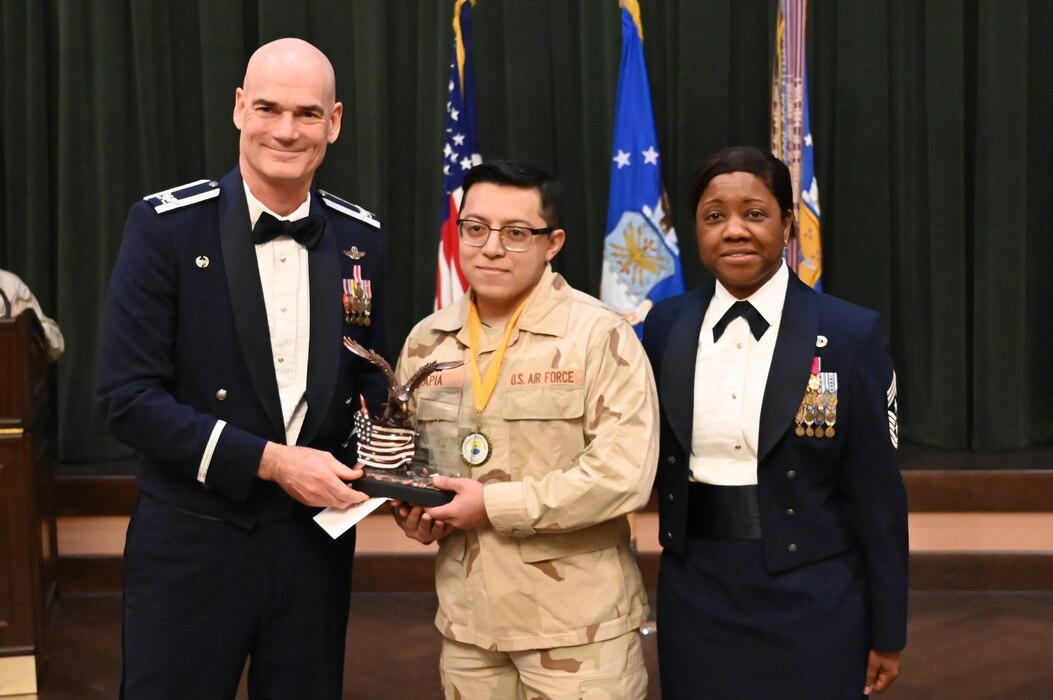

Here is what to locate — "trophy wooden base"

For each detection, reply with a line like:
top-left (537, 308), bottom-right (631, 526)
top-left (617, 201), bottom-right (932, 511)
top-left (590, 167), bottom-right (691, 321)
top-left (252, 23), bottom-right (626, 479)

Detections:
top-left (352, 462), bottom-right (454, 507)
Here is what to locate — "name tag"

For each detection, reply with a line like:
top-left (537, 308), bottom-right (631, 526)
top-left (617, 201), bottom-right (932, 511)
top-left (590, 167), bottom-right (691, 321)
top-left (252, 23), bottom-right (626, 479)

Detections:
top-left (419, 367), bottom-right (465, 388)
top-left (507, 368), bottom-right (584, 388)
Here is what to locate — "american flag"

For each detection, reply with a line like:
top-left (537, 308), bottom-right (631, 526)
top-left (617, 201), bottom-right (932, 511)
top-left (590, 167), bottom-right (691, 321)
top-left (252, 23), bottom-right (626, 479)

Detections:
top-left (436, 0), bottom-right (482, 310)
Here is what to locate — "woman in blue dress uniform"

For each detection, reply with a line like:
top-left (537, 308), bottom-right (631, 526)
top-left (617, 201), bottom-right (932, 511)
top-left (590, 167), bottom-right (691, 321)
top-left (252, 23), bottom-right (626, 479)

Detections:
top-left (642, 147), bottom-right (908, 698)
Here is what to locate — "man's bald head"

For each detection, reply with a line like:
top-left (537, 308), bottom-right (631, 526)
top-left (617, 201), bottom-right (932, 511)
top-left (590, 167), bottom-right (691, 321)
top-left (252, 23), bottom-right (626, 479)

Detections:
top-left (243, 38), bottom-right (337, 106)
top-left (233, 37), bottom-right (343, 212)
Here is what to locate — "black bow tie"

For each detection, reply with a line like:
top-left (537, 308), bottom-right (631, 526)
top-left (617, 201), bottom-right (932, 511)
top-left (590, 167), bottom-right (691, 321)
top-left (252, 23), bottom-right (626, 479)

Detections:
top-left (712, 300), bottom-right (770, 341)
top-left (253, 212), bottom-right (326, 250)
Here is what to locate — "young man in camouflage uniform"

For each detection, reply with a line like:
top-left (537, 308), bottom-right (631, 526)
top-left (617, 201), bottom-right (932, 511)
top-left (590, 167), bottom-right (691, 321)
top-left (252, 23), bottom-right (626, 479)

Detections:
top-left (392, 160), bottom-right (657, 698)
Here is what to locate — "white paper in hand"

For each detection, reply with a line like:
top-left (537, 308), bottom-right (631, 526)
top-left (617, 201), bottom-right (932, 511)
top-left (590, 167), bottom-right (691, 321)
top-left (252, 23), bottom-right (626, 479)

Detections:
top-left (314, 497), bottom-right (389, 539)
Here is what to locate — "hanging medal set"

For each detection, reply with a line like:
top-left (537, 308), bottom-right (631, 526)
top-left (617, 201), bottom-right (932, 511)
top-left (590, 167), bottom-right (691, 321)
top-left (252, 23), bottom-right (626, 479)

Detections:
top-left (459, 295), bottom-right (532, 468)
top-left (795, 356), bottom-right (838, 439)
top-left (343, 265), bottom-right (372, 326)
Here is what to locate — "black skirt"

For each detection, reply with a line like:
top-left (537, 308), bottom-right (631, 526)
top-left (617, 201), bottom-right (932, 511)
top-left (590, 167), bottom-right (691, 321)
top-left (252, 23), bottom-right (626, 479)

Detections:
top-left (657, 537), bottom-right (869, 699)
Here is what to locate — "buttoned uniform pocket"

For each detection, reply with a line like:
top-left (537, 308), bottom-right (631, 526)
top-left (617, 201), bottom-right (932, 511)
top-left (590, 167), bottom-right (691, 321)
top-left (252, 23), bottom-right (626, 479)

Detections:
top-left (415, 393), bottom-right (460, 421)
top-left (502, 386), bottom-right (585, 419)
top-left (414, 391), bottom-right (466, 476)
top-left (501, 387), bottom-right (586, 480)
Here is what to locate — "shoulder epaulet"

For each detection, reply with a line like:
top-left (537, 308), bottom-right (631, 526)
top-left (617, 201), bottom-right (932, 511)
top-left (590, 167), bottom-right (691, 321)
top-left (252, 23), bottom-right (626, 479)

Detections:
top-left (143, 179), bottom-right (220, 214)
top-left (318, 190), bottom-right (381, 229)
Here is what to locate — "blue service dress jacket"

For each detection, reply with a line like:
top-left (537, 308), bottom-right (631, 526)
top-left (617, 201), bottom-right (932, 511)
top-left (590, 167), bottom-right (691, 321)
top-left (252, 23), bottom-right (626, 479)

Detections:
top-left (98, 167), bottom-right (389, 527)
top-left (642, 272), bottom-right (909, 653)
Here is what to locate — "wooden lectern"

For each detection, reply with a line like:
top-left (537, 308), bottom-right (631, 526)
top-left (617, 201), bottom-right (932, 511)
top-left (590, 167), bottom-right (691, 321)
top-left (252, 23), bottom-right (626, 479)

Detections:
top-left (0, 309), bottom-right (59, 695)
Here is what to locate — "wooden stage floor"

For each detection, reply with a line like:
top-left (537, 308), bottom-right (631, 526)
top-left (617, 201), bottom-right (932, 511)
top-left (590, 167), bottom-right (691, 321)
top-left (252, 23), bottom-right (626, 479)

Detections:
top-left (28, 590), bottom-right (1053, 699)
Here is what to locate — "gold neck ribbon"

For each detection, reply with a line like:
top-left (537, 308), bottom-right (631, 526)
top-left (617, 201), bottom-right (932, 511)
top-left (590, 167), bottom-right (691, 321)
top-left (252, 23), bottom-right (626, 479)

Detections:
top-left (467, 296), bottom-right (531, 415)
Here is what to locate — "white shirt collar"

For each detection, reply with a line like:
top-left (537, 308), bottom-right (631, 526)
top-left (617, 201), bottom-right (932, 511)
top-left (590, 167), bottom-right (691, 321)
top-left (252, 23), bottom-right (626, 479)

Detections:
top-left (243, 181), bottom-right (311, 229)
top-left (709, 260), bottom-right (790, 328)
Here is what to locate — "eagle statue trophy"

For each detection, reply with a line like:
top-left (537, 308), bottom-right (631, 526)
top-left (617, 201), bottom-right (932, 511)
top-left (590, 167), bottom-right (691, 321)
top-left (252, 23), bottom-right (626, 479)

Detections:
top-left (342, 338), bottom-right (462, 505)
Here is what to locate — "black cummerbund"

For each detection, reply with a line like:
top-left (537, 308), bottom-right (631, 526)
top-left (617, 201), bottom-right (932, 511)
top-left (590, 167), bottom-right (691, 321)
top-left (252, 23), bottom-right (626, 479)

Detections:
top-left (686, 482), bottom-right (762, 540)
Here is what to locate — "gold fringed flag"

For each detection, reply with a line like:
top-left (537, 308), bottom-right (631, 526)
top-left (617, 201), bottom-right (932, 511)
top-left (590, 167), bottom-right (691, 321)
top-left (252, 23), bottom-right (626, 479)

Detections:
top-left (771, 0), bottom-right (823, 289)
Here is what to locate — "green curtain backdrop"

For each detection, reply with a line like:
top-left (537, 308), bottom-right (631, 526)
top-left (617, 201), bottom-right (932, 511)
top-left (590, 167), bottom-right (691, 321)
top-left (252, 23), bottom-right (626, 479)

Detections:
top-left (1, 0), bottom-right (1050, 460)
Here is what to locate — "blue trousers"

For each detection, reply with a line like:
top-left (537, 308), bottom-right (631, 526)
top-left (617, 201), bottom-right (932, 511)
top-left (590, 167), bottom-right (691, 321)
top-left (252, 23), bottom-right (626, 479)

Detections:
top-left (121, 494), bottom-right (356, 699)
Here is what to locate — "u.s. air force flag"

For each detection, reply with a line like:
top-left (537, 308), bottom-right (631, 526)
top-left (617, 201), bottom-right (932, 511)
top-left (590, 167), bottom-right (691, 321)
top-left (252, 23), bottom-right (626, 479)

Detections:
top-left (600, 0), bottom-right (684, 333)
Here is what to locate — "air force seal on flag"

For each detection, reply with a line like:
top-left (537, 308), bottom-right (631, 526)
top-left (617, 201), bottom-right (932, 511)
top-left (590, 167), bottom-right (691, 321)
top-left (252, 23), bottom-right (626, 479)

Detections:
top-left (602, 210), bottom-right (677, 312)
top-left (600, 5), bottom-right (684, 329)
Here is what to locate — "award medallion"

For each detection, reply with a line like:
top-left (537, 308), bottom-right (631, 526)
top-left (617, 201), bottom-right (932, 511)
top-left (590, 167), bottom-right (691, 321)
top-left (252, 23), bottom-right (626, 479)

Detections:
top-left (461, 431), bottom-right (492, 467)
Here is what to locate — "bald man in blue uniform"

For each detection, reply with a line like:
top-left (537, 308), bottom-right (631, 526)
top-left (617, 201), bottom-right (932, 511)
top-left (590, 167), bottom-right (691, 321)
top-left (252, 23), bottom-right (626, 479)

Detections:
top-left (98, 39), bottom-right (388, 699)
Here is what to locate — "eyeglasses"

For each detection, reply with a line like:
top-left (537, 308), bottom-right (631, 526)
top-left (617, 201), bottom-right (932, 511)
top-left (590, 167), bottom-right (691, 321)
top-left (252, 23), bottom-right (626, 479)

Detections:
top-left (457, 219), bottom-right (555, 252)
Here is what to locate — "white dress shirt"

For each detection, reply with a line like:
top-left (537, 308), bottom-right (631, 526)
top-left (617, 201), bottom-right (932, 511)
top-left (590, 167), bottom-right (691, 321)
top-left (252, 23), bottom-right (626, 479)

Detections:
top-left (689, 262), bottom-right (790, 485)
top-left (244, 183), bottom-right (312, 448)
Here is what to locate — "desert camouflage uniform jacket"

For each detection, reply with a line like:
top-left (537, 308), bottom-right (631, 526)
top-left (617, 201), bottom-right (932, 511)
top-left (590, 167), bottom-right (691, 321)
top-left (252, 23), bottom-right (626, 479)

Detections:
top-left (395, 267), bottom-right (658, 651)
